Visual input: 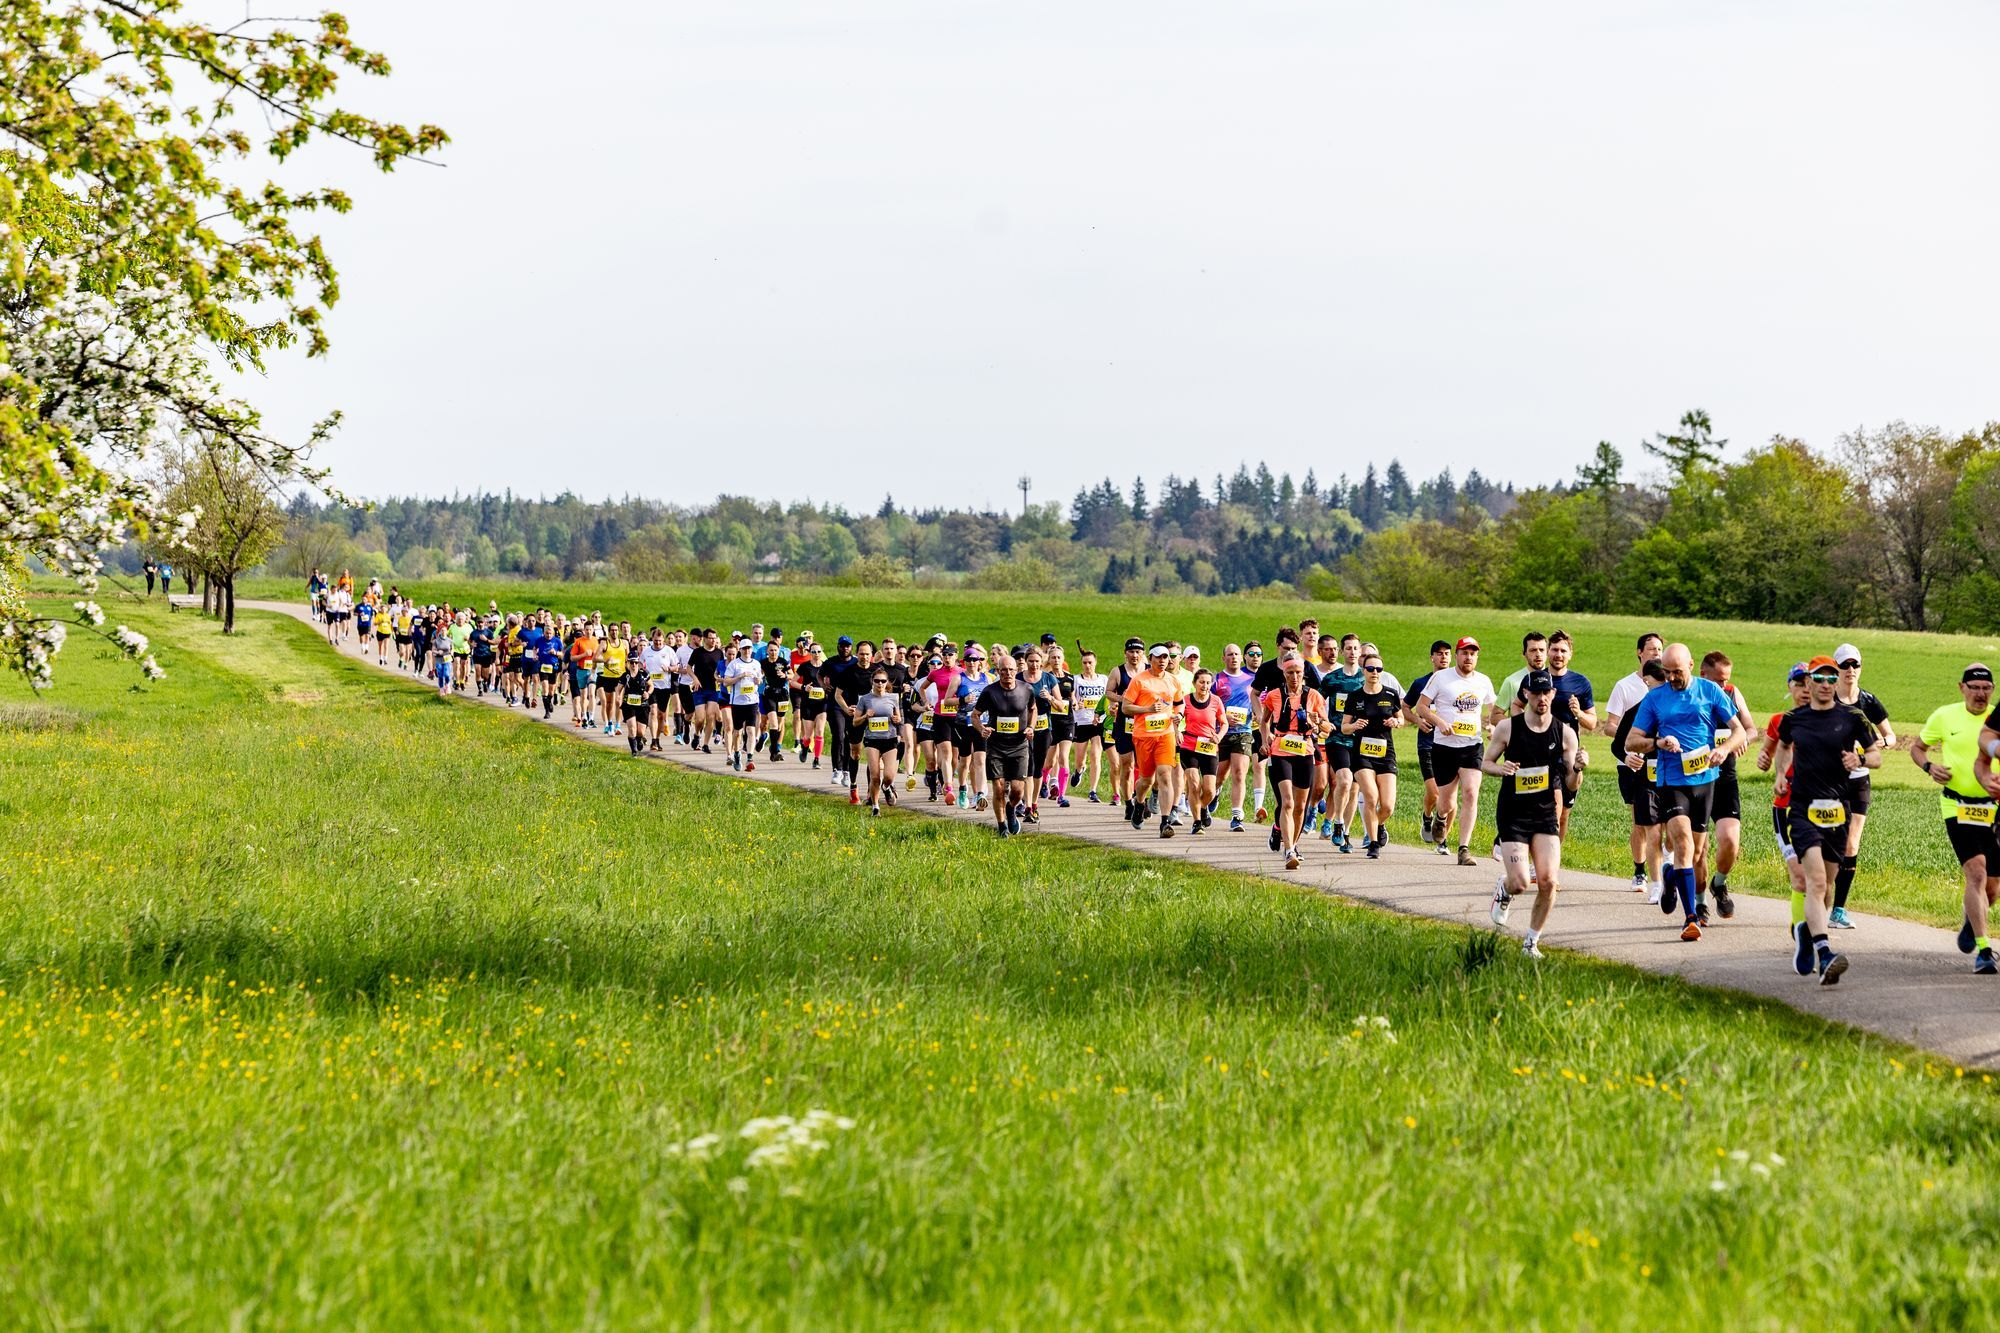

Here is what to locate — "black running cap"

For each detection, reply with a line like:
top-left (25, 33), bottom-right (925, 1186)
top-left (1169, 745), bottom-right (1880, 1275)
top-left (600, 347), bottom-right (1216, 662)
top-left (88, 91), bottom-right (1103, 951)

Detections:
top-left (1124, 637), bottom-right (1145, 652)
top-left (1964, 664), bottom-right (1993, 683)
top-left (1522, 670), bottom-right (1556, 693)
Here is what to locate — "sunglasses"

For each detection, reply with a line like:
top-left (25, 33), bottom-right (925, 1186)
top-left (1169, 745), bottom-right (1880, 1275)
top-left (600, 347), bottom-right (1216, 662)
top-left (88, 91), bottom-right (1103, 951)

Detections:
top-left (1810, 671), bottom-right (1839, 683)
top-left (1363, 665), bottom-right (1383, 673)
top-left (1838, 661), bottom-right (1861, 670)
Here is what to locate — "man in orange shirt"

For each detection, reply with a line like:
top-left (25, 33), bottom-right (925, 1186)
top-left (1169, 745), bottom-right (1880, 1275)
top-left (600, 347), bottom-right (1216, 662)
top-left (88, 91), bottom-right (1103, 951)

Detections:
top-left (568, 626), bottom-right (600, 729)
top-left (1124, 643), bottom-right (1187, 838)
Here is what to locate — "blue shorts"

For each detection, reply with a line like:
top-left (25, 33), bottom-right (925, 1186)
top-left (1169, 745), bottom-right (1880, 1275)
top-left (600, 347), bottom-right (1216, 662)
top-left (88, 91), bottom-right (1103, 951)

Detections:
top-left (571, 666), bottom-right (594, 692)
top-left (699, 689), bottom-right (726, 706)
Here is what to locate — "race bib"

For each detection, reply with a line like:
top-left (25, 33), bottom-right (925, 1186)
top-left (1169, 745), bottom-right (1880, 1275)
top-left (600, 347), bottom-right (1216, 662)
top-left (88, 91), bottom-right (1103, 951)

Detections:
top-left (1074, 699), bottom-right (1098, 717)
top-left (807, 686), bottom-right (826, 701)
top-left (1333, 693), bottom-right (1348, 712)
top-left (1808, 799), bottom-right (1845, 828)
top-left (1714, 728), bottom-right (1732, 748)
top-left (1360, 737), bottom-right (1388, 758)
top-left (1452, 716), bottom-right (1478, 738)
top-left (1514, 765), bottom-right (1550, 793)
top-left (868, 717), bottom-right (891, 734)
top-left (995, 717), bottom-right (1021, 735)
top-left (1143, 714), bottom-right (1173, 735)
top-left (1645, 759), bottom-right (1658, 783)
top-left (918, 711), bottom-right (935, 728)
top-left (938, 698), bottom-right (959, 716)
top-left (1194, 737), bottom-right (1218, 756)
top-left (1051, 699), bottom-right (1069, 714)
top-left (1278, 735), bottom-right (1313, 757)
top-left (1225, 705), bottom-right (1249, 727)
top-left (777, 701), bottom-right (791, 714)
top-left (1958, 801), bottom-right (1997, 827)
top-left (649, 670), bottom-right (667, 687)
top-left (1034, 714), bottom-right (1050, 731)
top-left (1679, 745), bottom-right (1711, 776)
top-left (540, 663), bottom-right (557, 676)
top-left (625, 689), bottom-right (647, 707)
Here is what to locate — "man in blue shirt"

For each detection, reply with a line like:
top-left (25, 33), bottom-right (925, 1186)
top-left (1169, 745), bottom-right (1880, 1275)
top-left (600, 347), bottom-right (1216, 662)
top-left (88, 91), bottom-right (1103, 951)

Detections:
top-left (1627, 643), bottom-right (1748, 941)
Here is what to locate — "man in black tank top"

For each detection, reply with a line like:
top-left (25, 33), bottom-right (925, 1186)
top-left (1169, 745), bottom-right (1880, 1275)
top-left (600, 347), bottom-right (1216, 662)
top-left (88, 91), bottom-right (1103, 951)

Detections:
top-left (1107, 637), bottom-right (1145, 807)
top-left (1480, 671), bottom-right (1581, 959)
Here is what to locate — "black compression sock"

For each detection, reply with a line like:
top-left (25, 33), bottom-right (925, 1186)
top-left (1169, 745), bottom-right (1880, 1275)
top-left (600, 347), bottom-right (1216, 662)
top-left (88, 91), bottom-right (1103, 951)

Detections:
top-left (1834, 857), bottom-right (1857, 910)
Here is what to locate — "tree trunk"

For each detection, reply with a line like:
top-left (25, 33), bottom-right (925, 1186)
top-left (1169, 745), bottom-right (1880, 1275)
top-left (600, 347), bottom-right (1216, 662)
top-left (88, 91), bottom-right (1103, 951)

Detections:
top-left (223, 575), bottom-right (236, 634)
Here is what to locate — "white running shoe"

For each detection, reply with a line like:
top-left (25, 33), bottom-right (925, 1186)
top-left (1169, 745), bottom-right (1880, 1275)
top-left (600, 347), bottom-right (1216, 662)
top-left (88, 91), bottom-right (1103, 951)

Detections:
top-left (1645, 882), bottom-right (1663, 905)
top-left (1523, 938), bottom-right (1544, 960)
top-left (1490, 887), bottom-right (1512, 927)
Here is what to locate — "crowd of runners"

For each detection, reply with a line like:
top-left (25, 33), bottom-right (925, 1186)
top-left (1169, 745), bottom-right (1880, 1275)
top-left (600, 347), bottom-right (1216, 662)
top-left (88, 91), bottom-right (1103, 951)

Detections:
top-left (305, 568), bottom-right (2000, 985)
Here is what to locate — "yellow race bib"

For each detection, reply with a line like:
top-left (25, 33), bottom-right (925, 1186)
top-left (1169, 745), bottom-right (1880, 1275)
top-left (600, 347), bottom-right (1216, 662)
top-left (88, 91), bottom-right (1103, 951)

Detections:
top-left (1278, 734), bottom-right (1313, 757)
top-left (1958, 801), bottom-right (1996, 826)
top-left (1645, 759), bottom-right (1658, 783)
top-left (1514, 765), bottom-right (1550, 793)
top-left (918, 711), bottom-right (935, 728)
top-left (939, 698), bottom-right (959, 716)
top-left (807, 686), bottom-right (826, 701)
top-left (868, 717), bottom-right (890, 734)
top-left (1051, 699), bottom-right (1069, 714)
top-left (1143, 714), bottom-right (1173, 735)
top-left (1360, 737), bottom-right (1388, 758)
top-left (1679, 745), bottom-right (1710, 776)
top-left (1034, 715), bottom-right (1051, 732)
top-left (995, 717), bottom-right (1021, 735)
top-left (1807, 800), bottom-right (1845, 828)
top-left (1452, 716), bottom-right (1478, 738)
top-left (1194, 737), bottom-right (1218, 756)
top-left (1225, 705), bottom-right (1249, 727)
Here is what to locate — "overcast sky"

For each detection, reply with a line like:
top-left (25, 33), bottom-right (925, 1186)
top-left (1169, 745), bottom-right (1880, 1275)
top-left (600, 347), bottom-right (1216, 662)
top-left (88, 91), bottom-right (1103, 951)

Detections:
top-left (250, 0), bottom-right (2000, 514)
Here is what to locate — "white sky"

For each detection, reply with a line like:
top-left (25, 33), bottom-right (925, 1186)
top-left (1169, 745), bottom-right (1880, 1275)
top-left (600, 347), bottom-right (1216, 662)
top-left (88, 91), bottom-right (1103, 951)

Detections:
top-left (250, 0), bottom-right (2000, 513)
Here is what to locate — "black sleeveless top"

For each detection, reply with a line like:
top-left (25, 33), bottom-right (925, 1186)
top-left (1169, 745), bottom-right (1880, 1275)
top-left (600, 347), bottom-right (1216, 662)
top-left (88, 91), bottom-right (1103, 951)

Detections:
top-left (1498, 716), bottom-right (1565, 815)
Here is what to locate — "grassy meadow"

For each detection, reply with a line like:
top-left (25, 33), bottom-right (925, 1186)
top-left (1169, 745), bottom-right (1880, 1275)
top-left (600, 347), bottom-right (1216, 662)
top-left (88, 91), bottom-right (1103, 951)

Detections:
top-left (0, 594), bottom-right (1993, 1326)
top-left (240, 577), bottom-right (1991, 929)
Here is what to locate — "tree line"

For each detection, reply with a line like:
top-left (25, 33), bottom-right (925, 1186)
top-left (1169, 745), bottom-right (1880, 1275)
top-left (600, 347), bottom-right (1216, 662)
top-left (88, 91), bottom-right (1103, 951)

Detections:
top-left (193, 409), bottom-right (2000, 634)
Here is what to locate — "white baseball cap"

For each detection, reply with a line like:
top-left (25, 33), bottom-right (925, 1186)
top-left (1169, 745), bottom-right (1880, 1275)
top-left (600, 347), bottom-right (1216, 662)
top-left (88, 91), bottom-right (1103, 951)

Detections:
top-left (1834, 643), bottom-right (1861, 666)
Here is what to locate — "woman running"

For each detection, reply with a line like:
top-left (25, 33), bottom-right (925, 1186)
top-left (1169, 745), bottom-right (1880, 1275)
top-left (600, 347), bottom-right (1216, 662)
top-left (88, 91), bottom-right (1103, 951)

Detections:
top-left (854, 666), bottom-right (904, 814)
top-left (1178, 667), bottom-right (1227, 835)
top-left (1260, 652), bottom-right (1332, 870)
top-left (1340, 652), bottom-right (1406, 857)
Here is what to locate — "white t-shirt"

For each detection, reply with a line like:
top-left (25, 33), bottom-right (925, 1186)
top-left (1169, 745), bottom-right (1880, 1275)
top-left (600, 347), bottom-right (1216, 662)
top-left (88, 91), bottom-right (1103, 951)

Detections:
top-left (1071, 672), bottom-right (1109, 721)
top-left (1421, 669), bottom-right (1497, 748)
top-left (639, 644), bottom-right (674, 686)
top-left (722, 657), bottom-right (761, 706)
top-left (1605, 670), bottom-right (1648, 723)
top-left (672, 644), bottom-right (695, 686)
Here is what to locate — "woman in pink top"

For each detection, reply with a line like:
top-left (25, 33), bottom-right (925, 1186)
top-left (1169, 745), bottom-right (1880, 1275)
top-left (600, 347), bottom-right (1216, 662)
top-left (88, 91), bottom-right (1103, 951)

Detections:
top-left (1177, 668), bottom-right (1228, 835)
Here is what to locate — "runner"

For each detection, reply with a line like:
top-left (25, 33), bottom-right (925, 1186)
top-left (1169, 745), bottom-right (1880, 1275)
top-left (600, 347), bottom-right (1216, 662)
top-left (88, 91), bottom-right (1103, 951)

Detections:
top-left (1259, 652), bottom-right (1331, 870)
top-left (1697, 650), bottom-right (1753, 921)
top-left (1105, 637), bottom-right (1147, 813)
top-left (1339, 651), bottom-right (1406, 857)
top-left (638, 627), bottom-right (674, 752)
top-left (953, 646), bottom-right (994, 811)
top-left (1070, 650), bottom-right (1109, 803)
top-left (429, 616), bottom-right (454, 698)
top-left (448, 612), bottom-right (472, 693)
top-left (1319, 633), bottom-right (1366, 851)
top-left (1771, 655), bottom-right (1882, 984)
top-left (854, 664), bottom-right (904, 815)
top-left (1404, 640), bottom-right (1452, 846)
top-left (568, 619), bottom-right (600, 730)
top-left (796, 641), bottom-right (829, 768)
top-left (688, 628), bottom-right (724, 753)
top-left (1213, 644), bottom-right (1257, 831)
top-left (1177, 667), bottom-right (1227, 835)
top-left (1022, 647), bottom-right (1062, 823)
top-left (834, 639), bottom-right (878, 801)
top-left (974, 652), bottom-right (1035, 836)
top-left (1123, 644), bottom-right (1186, 839)
top-left (1604, 632), bottom-right (1668, 894)
top-left (1481, 670), bottom-right (1581, 957)
top-left (1756, 664), bottom-right (1814, 967)
top-left (759, 628), bottom-right (792, 763)
top-left (1493, 632), bottom-right (1549, 722)
top-left (1539, 631), bottom-right (1596, 839)
top-left (715, 637), bottom-right (758, 771)
top-left (619, 664), bottom-right (652, 755)
top-left (469, 614), bottom-right (496, 696)
top-left (1925, 665), bottom-right (1999, 973)
top-left (1412, 637), bottom-right (1496, 866)
top-left (1829, 644), bottom-right (1894, 929)
top-left (600, 626), bottom-right (632, 736)
top-left (354, 595), bottom-right (377, 659)
top-left (1625, 644), bottom-right (1747, 942)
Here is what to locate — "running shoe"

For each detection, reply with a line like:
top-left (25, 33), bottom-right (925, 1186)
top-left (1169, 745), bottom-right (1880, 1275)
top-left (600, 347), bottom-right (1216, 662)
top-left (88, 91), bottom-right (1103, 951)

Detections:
top-left (1697, 902), bottom-right (1711, 928)
top-left (1680, 917), bottom-right (1702, 943)
top-left (1490, 885), bottom-right (1511, 927)
top-left (744, 759), bottom-right (756, 773)
top-left (1269, 826), bottom-right (1282, 852)
top-left (907, 776), bottom-right (917, 791)
top-left (1254, 806), bottom-right (1268, 824)
top-left (1159, 818), bottom-right (1174, 839)
top-left (1057, 797), bottom-right (1070, 809)
top-left (1008, 809), bottom-right (1022, 836)
top-left (1630, 872), bottom-right (1647, 893)
top-left (730, 753), bottom-right (741, 772)
top-left (1284, 849), bottom-right (1301, 871)
top-left (1365, 839), bottom-right (1381, 860)
top-left (1087, 791), bottom-right (1101, 804)
top-left (1714, 886), bottom-right (1735, 920)
top-left (1959, 918), bottom-right (1977, 954)
top-left (1436, 839), bottom-right (1450, 857)
top-left (1975, 948), bottom-right (1997, 976)
top-left (1659, 884), bottom-right (1679, 916)
top-left (1819, 952), bottom-right (1848, 985)
top-left (1229, 816), bottom-right (1244, 833)
top-left (975, 795), bottom-right (989, 812)
top-left (1829, 907), bottom-right (1855, 930)
top-left (1190, 819), bottom-right (1206, 836)
top-left (1522, 939), bottom-right (1544, 960)
top-left (995, 824), bottom-right (1010, 839)
top-left (884, 785), bottom-right (897, 805)
top-left (1457, 848), bottom-right (1476, 867)
top-left (870, 805), bottom-right (880, 817)
top-left (1024, 807), bottom-right (1040, 824)
top-left (849, 787), bottom-right (860, 806)
top-left (1134, 805), bottom-right (1148, 832)
top-left (958, 790), bottom-right (971, 810)
top-left (1792, 922), bottom-right (1814, 976)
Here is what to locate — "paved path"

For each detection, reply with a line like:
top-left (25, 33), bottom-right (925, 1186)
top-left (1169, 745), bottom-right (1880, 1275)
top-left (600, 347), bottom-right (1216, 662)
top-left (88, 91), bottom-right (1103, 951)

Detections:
top-left (231, 599), bottom-right (1999, 1069)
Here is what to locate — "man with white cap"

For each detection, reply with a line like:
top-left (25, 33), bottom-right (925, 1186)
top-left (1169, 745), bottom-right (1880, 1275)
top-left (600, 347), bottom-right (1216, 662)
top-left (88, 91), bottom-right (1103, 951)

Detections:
top-left (1828, 643), bottom-right (1893, 928)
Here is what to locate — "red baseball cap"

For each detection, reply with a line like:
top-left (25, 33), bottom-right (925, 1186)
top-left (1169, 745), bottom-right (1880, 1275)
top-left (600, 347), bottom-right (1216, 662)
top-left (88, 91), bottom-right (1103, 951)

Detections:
top-left (1456, 636), bottom-right (1480, 651)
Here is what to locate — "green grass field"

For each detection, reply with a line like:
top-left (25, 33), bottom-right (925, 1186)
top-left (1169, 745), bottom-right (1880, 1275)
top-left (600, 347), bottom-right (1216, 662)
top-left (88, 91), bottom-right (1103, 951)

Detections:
top-left (239, 577), bottom-right (1986, 929)
top-left (3, 595), bottom-right (1995, 1326)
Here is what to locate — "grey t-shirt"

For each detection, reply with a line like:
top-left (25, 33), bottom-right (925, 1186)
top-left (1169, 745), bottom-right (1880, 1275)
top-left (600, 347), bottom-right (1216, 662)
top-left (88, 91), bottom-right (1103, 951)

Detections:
top-left (857, 692), bottom-right (899, 740)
